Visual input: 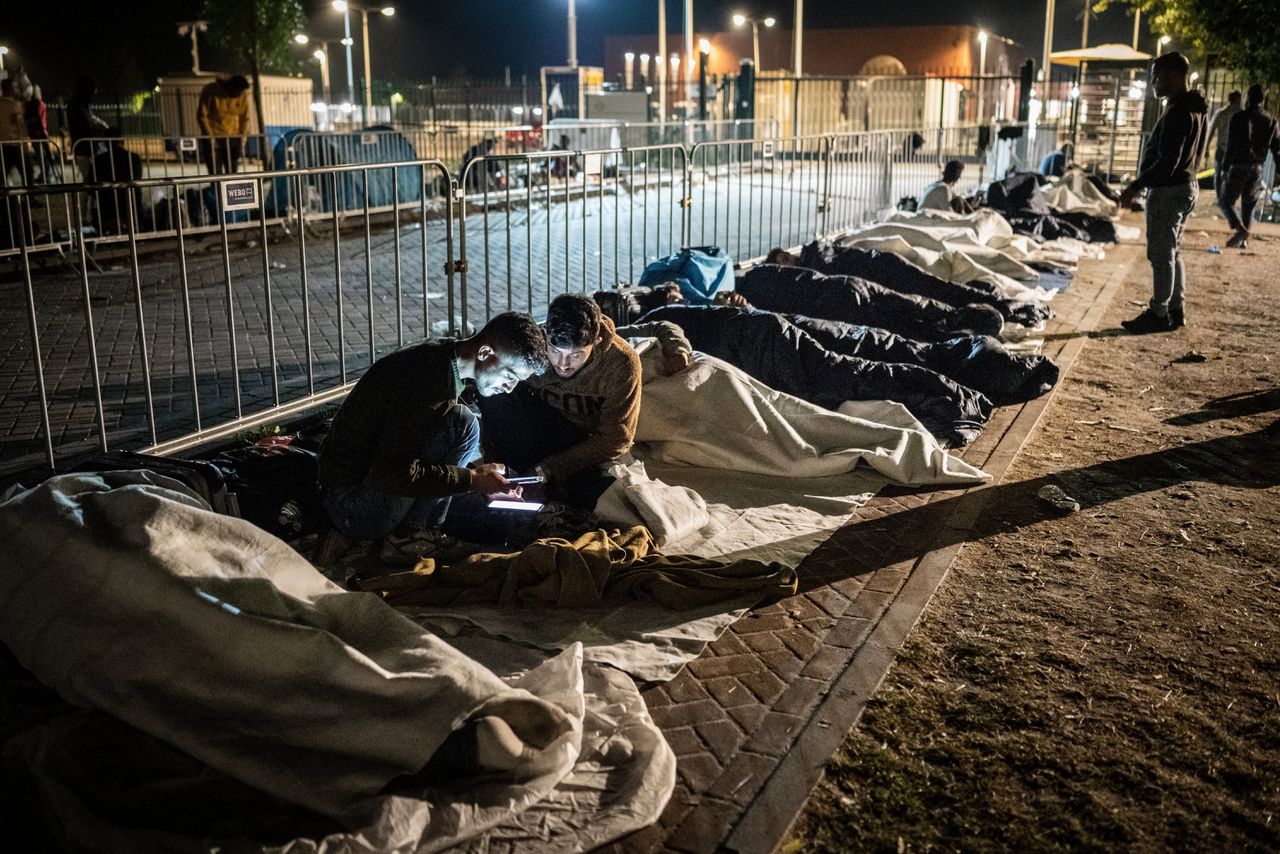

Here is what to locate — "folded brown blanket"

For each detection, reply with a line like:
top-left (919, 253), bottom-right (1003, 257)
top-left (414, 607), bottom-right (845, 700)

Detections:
top-left (360, 526), bottom-right (798, 610)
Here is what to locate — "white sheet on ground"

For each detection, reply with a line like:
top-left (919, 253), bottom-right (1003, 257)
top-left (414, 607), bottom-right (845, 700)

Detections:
top-left (0, 471), bottom-right (674, 852)
top-left (1044, 170), bottom-right (1120, 218)
top-left (832, 209), bottom-right (1107, 301)
top-left (405, 349), bottom-right (988, 683)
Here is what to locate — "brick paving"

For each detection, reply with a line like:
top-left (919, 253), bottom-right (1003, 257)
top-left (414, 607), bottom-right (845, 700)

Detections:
top-left (604, 242), bottom-right (1142, 854)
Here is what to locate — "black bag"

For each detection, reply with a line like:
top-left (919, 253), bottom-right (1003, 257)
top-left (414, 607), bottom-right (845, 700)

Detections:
top-left (213, 444), bottom-right (324, 540)
top-left (70, 450), bottom-right (239, 516)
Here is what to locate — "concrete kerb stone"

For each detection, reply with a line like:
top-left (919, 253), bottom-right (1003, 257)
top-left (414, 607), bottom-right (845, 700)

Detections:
top-left (629, 241), bottom-right (1143, 854)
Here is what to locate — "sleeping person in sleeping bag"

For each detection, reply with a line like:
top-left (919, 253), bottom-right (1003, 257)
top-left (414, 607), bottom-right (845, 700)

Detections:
top-left (617, 301), bottom-right (994, 448)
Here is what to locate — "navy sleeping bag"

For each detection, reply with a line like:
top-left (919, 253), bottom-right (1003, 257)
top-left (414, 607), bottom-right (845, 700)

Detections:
top-left (638, 305), bottom-right (993, 447)
top-left (735, 265), bottom-right (1006, 341)
top-left (787, 315), bottom-right (1059, 406)
top-left (777, 241), bottom-right (1052, 327)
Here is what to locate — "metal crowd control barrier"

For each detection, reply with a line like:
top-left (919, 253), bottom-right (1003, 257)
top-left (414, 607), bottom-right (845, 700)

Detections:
top-left (0, 138), bottom-right (76, 254)
top-left (2, 159), bottom-right (459, 474)
top-left (455, 143), bottom-right (688, 330)
top-left (686, 135), bottom-right (831, 264)
top-left (71, 134), bottom-right (273, 181)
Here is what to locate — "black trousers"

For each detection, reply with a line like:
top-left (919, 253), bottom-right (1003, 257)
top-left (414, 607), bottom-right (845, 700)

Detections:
top-left (478, 387), bottom-right (614, 510)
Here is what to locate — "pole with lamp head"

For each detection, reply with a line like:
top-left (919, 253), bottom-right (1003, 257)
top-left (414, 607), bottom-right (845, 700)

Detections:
top-left (624, 52), bottom-right (635, 89)
top-left (565, 0), bottom-right (576, 67)
top-left (977, 30), bottom-right (988, 122)
top-left (658, 0), bottom-right (667, 123)
top-left (698, 38), bottom-right (711, 120)
top-left (176, 21), bottom-right (208, 74)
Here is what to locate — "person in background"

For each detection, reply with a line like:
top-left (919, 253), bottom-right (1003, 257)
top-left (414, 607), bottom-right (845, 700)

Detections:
top-left (479, 294), bottom-right (642, 510)
top-left (1039, 140), bottom-right (1074, 177)
top-left (196, 75), bottom-right (251, 175)
top-left (68, 75), bottom-right (110, 180)
top-left (1118, 52), bottom-right (1208, 333)
top-left (549, 133), bottom-right (576, 180)
top-left (317, 312), bottom-right (550, 566)
top-left (1219, 84), bottom-right (1280, 250)
top-left (1206, 90), bottom-right (1242, 200)
top-left (918, 160), bottom-right (977, 214)
top-left (24, 83), bottom-right (48, 142)
top-left (0, 78), bottom-right (27, 141)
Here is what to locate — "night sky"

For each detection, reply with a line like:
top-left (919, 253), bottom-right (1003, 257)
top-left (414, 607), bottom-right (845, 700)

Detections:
top-left (3, 0), bottom-right (1155, 96)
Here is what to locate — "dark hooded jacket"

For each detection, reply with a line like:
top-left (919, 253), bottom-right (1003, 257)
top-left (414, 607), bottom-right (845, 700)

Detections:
top-left (1132, 89), bottom-right (1209, 190)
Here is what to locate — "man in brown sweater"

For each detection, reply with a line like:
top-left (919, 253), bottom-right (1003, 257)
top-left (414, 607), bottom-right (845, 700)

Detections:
top-left (480, 293), bottom-right (642, 509)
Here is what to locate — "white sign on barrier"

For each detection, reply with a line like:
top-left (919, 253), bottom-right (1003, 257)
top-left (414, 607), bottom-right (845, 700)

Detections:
top-left (222, 180), bottom-right (260, 211)
top-left (762, 140), bottom-right (775, 159)
top-left (583, 153), bottom-right (603, 175)
top-left (179, 137), bottom-right (198, 152)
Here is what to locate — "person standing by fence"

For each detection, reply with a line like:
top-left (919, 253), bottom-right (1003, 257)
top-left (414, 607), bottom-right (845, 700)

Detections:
top-left (1219, 84), bottom-right (1280, 250)
top-left (196, 75), bottom-right (251, 175)
top-left (1118, 52), bottom-right (1208, 333)
top-left (68, 76), bottom-right (109, 180)
top-left (1206, 90), bottom-right (1241, 199)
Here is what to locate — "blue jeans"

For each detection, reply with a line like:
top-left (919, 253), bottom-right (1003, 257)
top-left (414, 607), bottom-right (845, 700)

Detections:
top-left (322, 403), bottom-right (480, 540)
top-left (1145, 182), bottom-right (1198, 316)
top-left (1218, 164), bottom-right (1263, 233)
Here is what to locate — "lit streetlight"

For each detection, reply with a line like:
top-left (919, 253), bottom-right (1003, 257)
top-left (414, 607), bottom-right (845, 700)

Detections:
top-left (977, 30), bottom-right (988, 121)
top-left (733, 12), bottom-right (776, 71)
top-left (332, 0), bottom-right (396, 128)
top-left (0, 46), bottom-right (8, 73)
top-left (1156, 34), bottom-right (1171, 56)
top-left (624, 51), bottom-right (635, 90)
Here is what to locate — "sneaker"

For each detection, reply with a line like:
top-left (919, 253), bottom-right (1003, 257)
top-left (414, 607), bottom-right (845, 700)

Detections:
top-left (1169, 307), bottom-right (1186, 329)
top-left (1120, 309), bottom-right (1172, 334)
top-left (379, 528), bottom-right (471, 566)
top-left (1225, 229), bottom-right (1249, 249)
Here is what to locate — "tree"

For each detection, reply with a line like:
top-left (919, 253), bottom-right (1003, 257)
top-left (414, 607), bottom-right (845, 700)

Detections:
top-left (202, 0), bottom-right (306, 134)
top-left (1097, 0), bottom-right (1280, 81)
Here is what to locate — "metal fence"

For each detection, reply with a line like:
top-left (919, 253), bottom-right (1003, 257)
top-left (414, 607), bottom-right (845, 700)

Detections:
top-left (3, 122), bottom-right (1069, 476)
top-left (2, 159), bottom-right (460, 472)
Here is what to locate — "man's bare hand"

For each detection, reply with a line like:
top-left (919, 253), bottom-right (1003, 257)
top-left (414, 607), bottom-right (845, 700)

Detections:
top-left (1118, 185), bottom-right (1139, 209)
top-left (662, 350), bottom-right (692, 375)
top-left (469, 462), bottom-right (510, 494)
top-left (485, 485), bottom-right (525, 502)
top-left (714, 290), bottom-right (749, 308)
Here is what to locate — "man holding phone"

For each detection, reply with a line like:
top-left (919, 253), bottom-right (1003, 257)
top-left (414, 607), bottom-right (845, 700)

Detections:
top-left (318, 312), bottom-right (550, 565)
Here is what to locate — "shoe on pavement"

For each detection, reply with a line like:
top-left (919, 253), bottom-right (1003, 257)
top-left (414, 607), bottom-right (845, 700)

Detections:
top-left (1225, 229), bottom-right (1249, 249)
top-left (1121, 309), bottom-right (1173, 334)
top-left (380, 528), bottom-right (471, 566)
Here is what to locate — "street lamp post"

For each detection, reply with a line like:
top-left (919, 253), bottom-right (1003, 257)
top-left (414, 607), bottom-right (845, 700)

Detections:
top-left (698, 38), bottom-right (710, 120)
top-left (1042, 0), bottom-right (1056, 81)
top-left (1156, 34), bottom-right (1171, 56)
top-left (176, 21), bottom-right (208, 74)
top-left (733, 13), bottom-right (776, 72)
top-left (313, 47), bottom-right (332, 109)
top-left (792, 0), bottom-right (803, 76)
top-left (658, 0), bottom-right (667, 124)
top-left (333, 1), bottom-right (395, 128)
top-left (0, 45), bottom-right (10, 72)
top-left (624, 52), bottom-right (635, 90)
top-left (567, 0), bottom-right (578, 68)
top-left (977, 30), bottom-right (988, 122)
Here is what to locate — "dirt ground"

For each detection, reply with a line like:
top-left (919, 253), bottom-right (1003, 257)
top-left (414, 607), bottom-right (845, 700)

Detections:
top-left (791, 206), bottom-right (1280, 851)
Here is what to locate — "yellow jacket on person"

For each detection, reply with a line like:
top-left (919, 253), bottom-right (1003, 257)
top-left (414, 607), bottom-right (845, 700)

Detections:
top-left (197, 80), bottom-right (251, 137)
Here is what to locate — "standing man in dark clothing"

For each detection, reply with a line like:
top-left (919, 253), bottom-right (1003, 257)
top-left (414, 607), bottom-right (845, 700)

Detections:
top-left (1119, 53), bottom-right (1208, 333)
top-left (1219, 85), bottom-right (1280, 250)
top-left (318, 312), bottom-right (550, 564)
top-left (68, 76), bottom-right (109, 180)
top-left (1206, 90), bottom-right (1242, 200)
